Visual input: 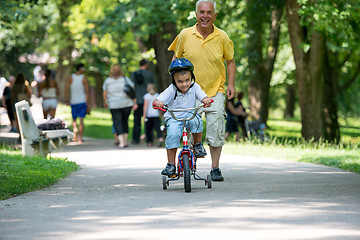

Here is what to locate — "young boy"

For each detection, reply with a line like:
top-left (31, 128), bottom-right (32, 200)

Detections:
top-left (153, 58), bottom-right (212, 176)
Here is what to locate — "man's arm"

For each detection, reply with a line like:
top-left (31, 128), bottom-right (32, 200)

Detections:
top-left (226, 58), bottom-right (236, 100)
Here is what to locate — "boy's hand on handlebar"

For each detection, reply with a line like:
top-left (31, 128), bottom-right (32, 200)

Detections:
top-left (153, 99), bottom-right (164, 109)
top-left (201, 97), bottom-right (213, 108)
top-left (153, 99), bottom-right (167, 112)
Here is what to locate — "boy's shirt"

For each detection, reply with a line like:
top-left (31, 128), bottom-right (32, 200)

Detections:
top-left (157, 82), bottom-right (207, 120)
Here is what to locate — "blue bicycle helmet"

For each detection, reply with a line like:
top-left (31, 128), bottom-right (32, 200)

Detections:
top-left (168, 58), bottom-right (194, 76)
top-left (168, 58), bottom-right (196, 91)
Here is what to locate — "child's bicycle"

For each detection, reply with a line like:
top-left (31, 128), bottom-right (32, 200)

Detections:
top-left (154, 101), bottom-right (213, 193)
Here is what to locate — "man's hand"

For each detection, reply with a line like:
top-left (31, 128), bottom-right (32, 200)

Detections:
top-left (227, 85), bottom-right (236, 100)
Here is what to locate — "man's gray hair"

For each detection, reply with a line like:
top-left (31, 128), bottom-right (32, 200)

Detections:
top-left (196, 0), bottom-right (217, 14)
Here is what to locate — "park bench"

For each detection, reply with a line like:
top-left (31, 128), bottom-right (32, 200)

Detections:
top-left (15, 100), bottom-right (73, 157)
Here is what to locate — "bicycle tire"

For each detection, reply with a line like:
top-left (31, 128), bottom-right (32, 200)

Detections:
top-left (183, 154), bottom-right (191, 192)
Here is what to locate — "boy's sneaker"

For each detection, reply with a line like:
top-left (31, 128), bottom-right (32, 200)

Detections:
top-left (194, 142), bottom-right (207, 158)
top-left (161, 163), bottom-right (176, 176)
top-left (210, 167), bottom-right (224, 181)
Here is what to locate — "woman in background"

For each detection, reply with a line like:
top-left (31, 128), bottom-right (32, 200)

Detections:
top-left (11, 73), bottom-right (32, 133)
top-left (103, 64), bottom-right (137, 148)
top-left (38, 69), bottom-right (60, 119)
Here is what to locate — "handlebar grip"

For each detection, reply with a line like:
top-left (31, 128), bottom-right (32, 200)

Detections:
top-left (154, 107), bottom-right (166, 112)
top-left (153, 103), bottom-right (167, 112)
top-left (210, 99), bottom-right (214, 103)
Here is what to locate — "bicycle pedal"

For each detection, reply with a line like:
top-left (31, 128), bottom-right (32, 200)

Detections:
top-left (169, 175), bottom-right (177, 178)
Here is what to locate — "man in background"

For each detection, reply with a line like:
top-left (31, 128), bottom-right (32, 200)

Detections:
top-left (131, 59), bottom-right (155, 144)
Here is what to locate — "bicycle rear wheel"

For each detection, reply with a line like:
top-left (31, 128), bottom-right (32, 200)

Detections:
top-left (183, 154), bottom-right (191, 192)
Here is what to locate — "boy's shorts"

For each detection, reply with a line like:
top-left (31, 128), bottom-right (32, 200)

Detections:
top-left (71, 102), bottom-right (87, 119)
top-left (198, 92), bottom-right (226, 147)
top-left (165, 114), bottom-right (203, 149)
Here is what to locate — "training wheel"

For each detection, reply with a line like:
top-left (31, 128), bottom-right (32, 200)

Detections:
top-left (162, 175), bottom-right (167, 190)
top-left (206, 174), bottom-right (212, 189)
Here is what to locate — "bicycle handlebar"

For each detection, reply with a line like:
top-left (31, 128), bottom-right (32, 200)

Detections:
top-left (153, 99), bottom-right (214, 122)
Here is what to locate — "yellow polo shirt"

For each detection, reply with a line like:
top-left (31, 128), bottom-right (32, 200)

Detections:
top-left (168, 24), bottom-right (234, 97)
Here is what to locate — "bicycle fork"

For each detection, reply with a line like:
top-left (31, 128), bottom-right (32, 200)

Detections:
top-left (178, 126), bottom-right (194, 175)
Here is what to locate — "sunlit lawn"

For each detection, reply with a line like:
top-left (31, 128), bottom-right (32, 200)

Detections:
top-left (0, 146), bottom-right (79, 200)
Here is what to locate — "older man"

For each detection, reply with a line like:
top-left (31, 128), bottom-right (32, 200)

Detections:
top-left (168, 0), bottom-right (236, 181)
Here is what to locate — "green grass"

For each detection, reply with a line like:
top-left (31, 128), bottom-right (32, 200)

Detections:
top-left (0, 146), bottom-right (79, 200)
top-left (223, 142), bottom-right (360, 173)
top-left (224, 117), bottom-right (360, 173)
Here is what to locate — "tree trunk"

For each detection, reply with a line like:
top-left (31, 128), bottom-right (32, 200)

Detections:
top-left (55, 47), bottom-right (73, 102)
top-left (247, 1), bottom-right (283, 121)
top-left (284, 83), bottom-right (296, 118)
top-left (55, 0), bottom-right (74, 102)
top-left (286, 0), bottom-right (325, 141)
top-left (150, 22), bottom-right (177, 92)
top-left (260, 4), bottom-right (283, 123)
top-left (246, 0), bottom-right (266, 119)
top-left (92, 71), bottom-right (104, 108)
top-left (323, 48), bottom-right (341, 143)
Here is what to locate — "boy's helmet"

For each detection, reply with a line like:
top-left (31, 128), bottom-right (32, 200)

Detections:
top-left (168, 58), bottom-right (194, 77)
top-left (168, 58), bottom-right (196, 95)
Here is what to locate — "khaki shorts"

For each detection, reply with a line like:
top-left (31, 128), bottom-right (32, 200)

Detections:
top-left (198, 92), bottom-right (226, 147)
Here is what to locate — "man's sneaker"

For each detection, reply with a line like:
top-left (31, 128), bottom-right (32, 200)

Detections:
top-left (210, 167), bottom-right (224, 181)
top-left (161, 163), bottom-right (176, 176)
top-left (193, 142), bottom-right (207, 158)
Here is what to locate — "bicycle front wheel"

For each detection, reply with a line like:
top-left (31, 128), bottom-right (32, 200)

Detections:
top-left (183, 154), bottom-right (191, 192)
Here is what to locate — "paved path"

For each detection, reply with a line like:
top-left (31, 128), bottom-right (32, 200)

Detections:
top-left (1, 138), bottom-right (360, 240)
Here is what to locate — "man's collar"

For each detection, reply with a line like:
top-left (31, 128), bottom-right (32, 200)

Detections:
top-left (192, 23), bottom-right (219, 39)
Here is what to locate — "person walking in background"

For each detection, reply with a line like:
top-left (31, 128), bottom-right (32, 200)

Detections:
top-left (131, 59), bottom-right (155, 144)
top-left (103, 64), bottom-right (137, 148)
top-left (2, 75), bottom-right (17, 132)
top-left (11, 73), bottom-right (32, 132)
top-left (38, 69), bottom-right (60, 119)
top-left (64, 63), bottom-right (90, 143)
top-left (11, 73), bottom-right (32, 104)
top-left (168, 0), bottom-right (236, 181)
top-left (143, 83), bottom-right (163, 147)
